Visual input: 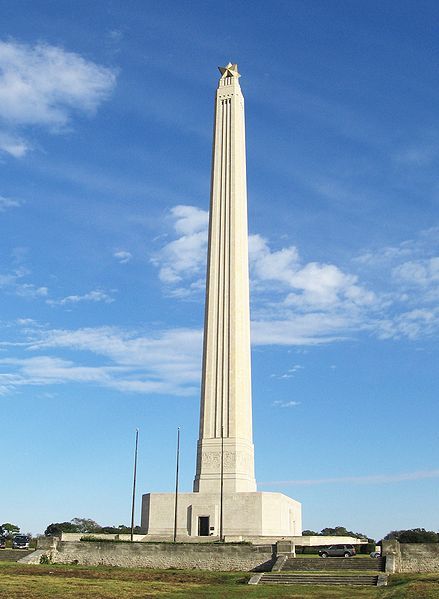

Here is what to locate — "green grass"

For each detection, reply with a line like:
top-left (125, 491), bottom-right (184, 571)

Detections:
top-left (0, 562), bottom-right (438, 598)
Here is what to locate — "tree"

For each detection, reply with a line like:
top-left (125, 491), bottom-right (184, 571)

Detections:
top-left (302, 530), bottom-right (318, 536)
top-left (45, 521), bottom-right (80, 537)
top-left (100, 524), bottom-right (144, 535)
top-left (45, 518), bottom-right (102, 537)
top-left (70, 518), bottom-right (101, 533)
top-left (1, 523), bottom-right (20, 538)
top-left (320, 526), bottom-right (369, 540)
top-left (384, 528), bottom-right (438, 543)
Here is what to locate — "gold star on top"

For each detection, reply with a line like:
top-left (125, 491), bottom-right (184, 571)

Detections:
top-left (218, 62), bottom-right (240, 78)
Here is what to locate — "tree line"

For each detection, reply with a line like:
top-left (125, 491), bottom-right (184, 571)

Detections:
top-left (44, 518), bottom-right (143, 537)
top-left (302, 526), bottom-right (439, 544)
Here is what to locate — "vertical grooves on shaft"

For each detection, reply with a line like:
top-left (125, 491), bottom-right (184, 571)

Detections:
top-left (213, 97), bottom-right (232, 440)
top-left (214, 99), bottom-right (224, 437)
top-left (227, 98), bottom-right (233, 437)
top-left (223, 97), bottom-right (229, 439)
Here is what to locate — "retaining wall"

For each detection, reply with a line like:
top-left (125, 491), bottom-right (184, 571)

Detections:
top-left (46, 540), bottom-right (275, 572)
top-left (383, 540), bottom-right (439, 573)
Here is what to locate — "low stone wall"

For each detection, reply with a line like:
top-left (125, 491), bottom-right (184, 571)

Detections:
top-left (46, 540), bottom-right (275, 572)
top-left (60, 533), bottom-right (145, 543)
top-left (399, 543), bottom-right (439, 572)
top-left (383, 540), bottom-right (439, 573)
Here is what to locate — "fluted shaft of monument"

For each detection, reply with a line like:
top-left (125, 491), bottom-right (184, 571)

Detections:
top-left (194, 66), bottom-right (256, 494)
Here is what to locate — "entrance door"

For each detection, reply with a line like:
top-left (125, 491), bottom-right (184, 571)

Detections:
top-left (198, 516), bottom-right (210, 536)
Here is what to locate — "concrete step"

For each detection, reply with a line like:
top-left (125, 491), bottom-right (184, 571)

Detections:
top-left (283, 557), bottom-right (385, 571)
top-left (260, 573), bottom-right (379, 586)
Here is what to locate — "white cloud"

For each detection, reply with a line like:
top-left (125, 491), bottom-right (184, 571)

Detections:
top-left (152, 205), bottom-right (379, 343)
top-left (272, 400), bottom-right (300, 408)
top-left (154, 205), bottom-right (375, 317)
top-left (0, 267), bottom-right (49, 300)
top-left (0, 132), bottom-right (29, 157)
top-left (0, 195), bottom-right (22, 211)
top-left (271, 365), bottom-right (304, 379)
top-left (355, 227), bottom-right (439, 267)
top-left (0, 40), bottom-right (116, 156)
top-left (113, 250), bottom-right (132, 264)
top-left (392, 257), bottom-right (439, 288)
top-left (249, 233), bottom-right (300, 286)
top-left (250, 233), bottom-right (375, 310)
top-left (152, 205), bottom-right (208, 291)
top-left (47, 289), bottom-right (115, 306)
top-left (154, 206), bottom-right (439, 344)
top-left (355, 230), bottom-right (439, 339)
top-left (252, 314), bottom-right (351, 346)
top-left (15, 284), bottom-right (48, 299)
top-left (376, 307), bottom-right (439, 340)
top-left (0, 323), bottom-right (203, 397)
top-left (172, 205), bottom-right (209, 235)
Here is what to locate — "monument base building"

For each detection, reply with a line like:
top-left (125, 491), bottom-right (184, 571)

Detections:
top-left (141, 64), bottom-right (302, 540)
top-left (142, 492), bottom-right (301, 539)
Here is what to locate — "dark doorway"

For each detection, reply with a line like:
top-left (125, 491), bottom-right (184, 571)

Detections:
top-left (198, 516), bottom-right (210, 536)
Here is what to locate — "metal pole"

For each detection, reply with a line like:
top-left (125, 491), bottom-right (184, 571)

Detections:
top-left (173, 427), bottom-right (180, 543)
top-left (130, 429), bottom-right (139, 542)
top-left (219, 424), bottom-right (224, 542)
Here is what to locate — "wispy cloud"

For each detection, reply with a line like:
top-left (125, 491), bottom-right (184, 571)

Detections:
top-left (0, 195), bottom-right (22, 211)
top-left (0, 39), bottom-right (116, 157)
top-left (259, 469), bottom-right (439, 487)
top-left (392, 257), bottom-right (439, 290)
top-left (355, 227), bottom-right (439, 267)
top-left (47, 289), bottom-right (115, 306)
top-left (272, 400), bottom-right (300, 408)
top-left (113, 250), bottom-right (132, 264)
top-left (271, 365), bottom-right (304, 379)
top-left (0, 131), bottom-right (29, 158)
top-left (393, 142), bottom-right (438, 167)
top-left (0, 267), bottom-right (48, 300)
top-left (0, 322), bottom-right (202, 396)
top-left (355, 228), bottom-right (439, 339)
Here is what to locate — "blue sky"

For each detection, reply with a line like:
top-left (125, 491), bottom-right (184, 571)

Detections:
top-left (0, 0), bottom-right (438, 540)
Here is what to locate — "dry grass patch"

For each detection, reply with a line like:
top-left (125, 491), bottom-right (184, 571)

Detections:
top-left (0, 562), bottom-right (439, 598)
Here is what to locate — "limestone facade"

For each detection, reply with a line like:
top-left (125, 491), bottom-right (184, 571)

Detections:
top-left (142, 491), bottom-right (301, 538)
top-left (194, 63), bottom-right (255, 494)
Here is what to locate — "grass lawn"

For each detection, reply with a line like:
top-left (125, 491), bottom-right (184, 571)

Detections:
top-left (0, 562), bottom-right (438, 598)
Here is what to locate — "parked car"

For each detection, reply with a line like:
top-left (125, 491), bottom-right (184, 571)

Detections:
top-left (370, 551), bottom-right (381, 558)
top-left (12, 535), bottom-right (30, 549)
top-left (0, 536), bottom-right (6, 549)
top-left (318, 544), bottom-right (356, 558)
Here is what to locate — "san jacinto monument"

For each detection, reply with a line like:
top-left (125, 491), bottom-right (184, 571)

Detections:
top-left (141, 64), bottom-right (302, 539)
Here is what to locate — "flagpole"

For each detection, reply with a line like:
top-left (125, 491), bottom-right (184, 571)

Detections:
top-left (173, 427), bottom-right (180, 543)
top-left (219, 424), bottom-right (224, 542)
top-left (130, 428), bottom-right (139, 542)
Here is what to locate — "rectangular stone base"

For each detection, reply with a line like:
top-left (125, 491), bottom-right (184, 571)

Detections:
top-left (141, 491), bottom-right (302, 538)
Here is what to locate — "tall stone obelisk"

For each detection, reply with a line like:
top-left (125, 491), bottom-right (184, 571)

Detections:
top-left (193, 63), bottom-right (256, 494)
top-left (141, 65), bottom-right (302, 539)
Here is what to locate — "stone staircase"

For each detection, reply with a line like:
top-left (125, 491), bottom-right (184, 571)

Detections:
top-left (284, 557), bottom-right (385, 571)
top-left (248, 557), bottom-right (387, 587)
top-left (258, 573), bottom-right (379, 585)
